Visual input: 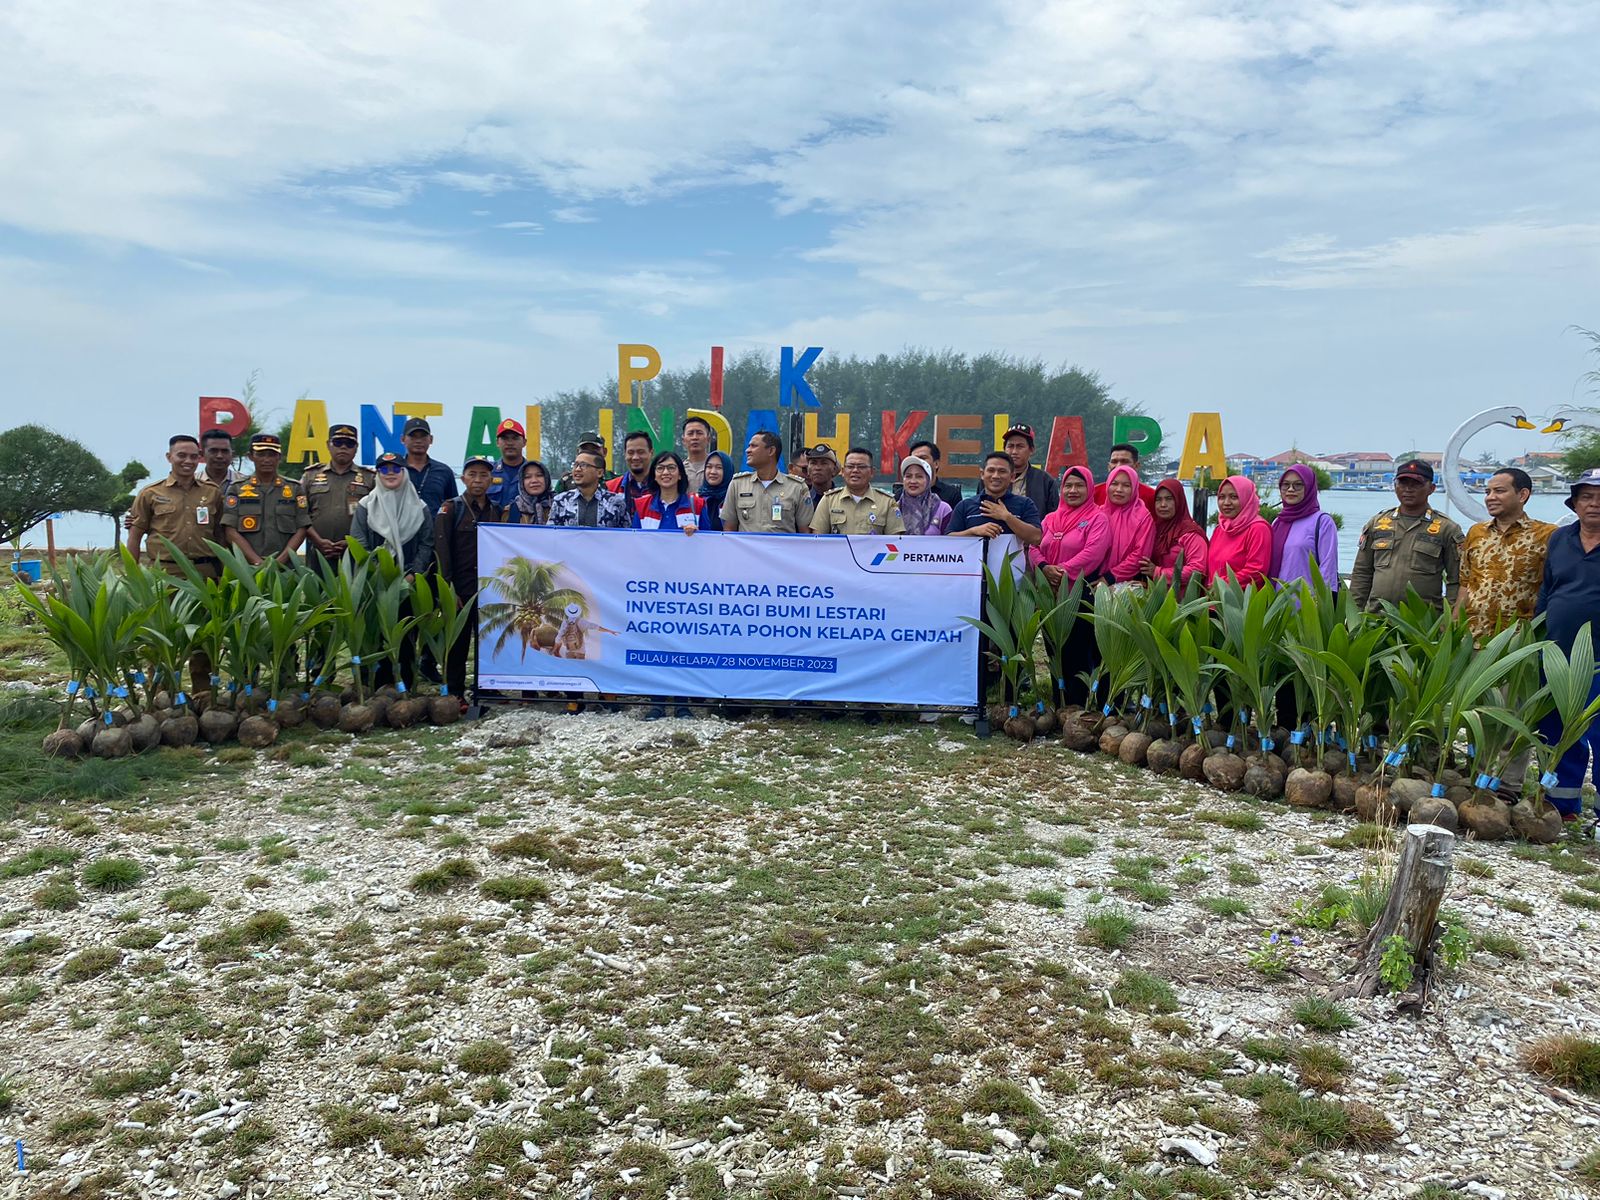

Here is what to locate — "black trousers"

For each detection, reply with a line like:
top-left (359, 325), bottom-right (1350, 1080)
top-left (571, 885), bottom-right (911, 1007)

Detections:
top-left (446, 588), bottom-right (479, 699)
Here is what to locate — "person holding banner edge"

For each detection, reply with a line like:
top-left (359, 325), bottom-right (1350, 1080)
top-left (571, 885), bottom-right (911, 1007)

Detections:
top-left (633, 451), bottom-right (712, 532)
top-left (947, 454), bottom-right (1042, 545)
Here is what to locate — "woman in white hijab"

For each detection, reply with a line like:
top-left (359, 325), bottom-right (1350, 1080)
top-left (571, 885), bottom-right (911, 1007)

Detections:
top-left (351, 452), bottom-right (435, 579)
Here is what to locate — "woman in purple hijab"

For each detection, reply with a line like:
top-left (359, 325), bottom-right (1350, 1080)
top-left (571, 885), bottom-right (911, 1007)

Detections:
top-left (1269, 464), bottom-right (1339, 591)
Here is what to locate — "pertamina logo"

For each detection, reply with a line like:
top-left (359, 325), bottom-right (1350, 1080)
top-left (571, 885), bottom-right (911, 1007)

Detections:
top-left (870, 543), bottom-right (900, 566)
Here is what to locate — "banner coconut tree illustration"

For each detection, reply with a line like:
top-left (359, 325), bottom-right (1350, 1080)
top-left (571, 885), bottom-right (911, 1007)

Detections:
top-left (478, 558), bottom-right (589, 658)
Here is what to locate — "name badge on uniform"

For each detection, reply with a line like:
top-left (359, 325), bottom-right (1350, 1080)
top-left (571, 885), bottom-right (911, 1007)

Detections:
top-left (771, 502), bottom-right (783, 522)
top-left (868, 512), bottom-right (877, 525)
top-left (195, 506), bottom-right (209, 523)
top-left (347, 498), bottom-right (359, 515)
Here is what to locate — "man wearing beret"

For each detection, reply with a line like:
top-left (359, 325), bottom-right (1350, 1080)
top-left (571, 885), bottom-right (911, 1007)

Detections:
top-left (303, 423), bottom-right (375, 562)
top-left (1349, 459), bottom-right (1464, 612)
top-left (221, 434), bottom-right (311, 566)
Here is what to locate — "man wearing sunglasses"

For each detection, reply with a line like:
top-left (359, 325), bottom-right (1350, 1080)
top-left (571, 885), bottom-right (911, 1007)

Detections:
top-left (304, 423), bottom-right (376, 561)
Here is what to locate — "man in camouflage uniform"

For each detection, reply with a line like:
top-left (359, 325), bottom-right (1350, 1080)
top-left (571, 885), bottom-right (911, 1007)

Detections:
top-left (1349, 459), bottom-right (1464, 612)
top-left (221, 434), bottom-right (311, 566)
top-left (303, 423), bottom-right (374, 562)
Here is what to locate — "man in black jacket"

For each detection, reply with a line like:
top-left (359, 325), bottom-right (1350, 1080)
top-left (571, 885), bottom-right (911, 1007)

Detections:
top-left (434, 458), bottom-right (507, 704)
top-left (1002, 424), bottom-right (1058, 518)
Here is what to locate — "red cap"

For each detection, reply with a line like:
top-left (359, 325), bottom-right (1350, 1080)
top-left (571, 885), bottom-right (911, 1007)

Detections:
top-left (496, 419), bottom-right (526, 438)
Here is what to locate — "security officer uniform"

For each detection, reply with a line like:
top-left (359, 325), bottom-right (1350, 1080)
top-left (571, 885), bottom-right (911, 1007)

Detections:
top-left (128, 474), bottom-right (223, 578)
top-left (808, 486), bottom-right (906, 536)
top-left (720, 470), bottom-right (815, 533)
top-left (222, 470), bottom-right (311, 559)
top-left (1349, 504), bottom-right (1464, 611)
top-left (303, 425), bottom-right (375, 553)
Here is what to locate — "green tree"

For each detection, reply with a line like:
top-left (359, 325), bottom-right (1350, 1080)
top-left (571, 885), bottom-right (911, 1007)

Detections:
top-left (1560, 327), bottom-right (1600, 477)
top-left (538, 348), bottom-right (1140, 478)
top-left (104, 460), bottom-right (151, 549)
top-left (0, 426), bottom-right (127, 547)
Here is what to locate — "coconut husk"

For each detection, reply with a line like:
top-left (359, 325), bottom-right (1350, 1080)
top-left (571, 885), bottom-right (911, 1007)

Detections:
top-left (150, 690), bottom-right (173, 711)
top-left (1386, 778), bottom-right (1430, 814)
top-left (1458, 791), bottom-right (1511, 841)
top-left (1242, 762), bottom-right (1285, 800)
top-left (1330, 773), bottom-right (1360, 812)
top-left (1144, 718), bottom-right (1172, 741)
top-left (1284, 767), bottom-right (1333, 809)
top-left (111, 704), bottom-right (135, 726)
top-left (1060, 716), bottom-right (1098, 753)
top-left (1201, 751), bottom-right (1246, 792)
top-left (75, 716), bottom-right (100, 744)
top-left (128, 713), bottom-right (162, 753)
top-left (273, 699), bottom-right (307, 728)
top-left (429, 696), bottom-right (461, 726)
top-left (198, 708), bottom-right (238, 744)
top-left (1408, 795), bottom-right (1459, 832)
top-left (1354, 780), bottom-right (1397, 825)
top-left (1098, 724), bottom-right (1129, 756)
top-left (1510, 797), bottom-right (1564, 844)
top-left (386, 698), bottom-right (420, 729)
top-left (1203, 729), bottom-right (1229, 749)
top-left (91, 724), bottom-right (133, 759)
top-left (160, 713), bottom-right (199, 748)
top-left (310, 695), bottom-right (343, 728)
top-left (364, 694), bottom-right (393, 725)
top-left (338, 704), bottom-right (376, 734)
top-left (1179, 741), bottom-right (1209, 781)
top-left (236, 715), bottom-right (279, 748)
top-left (1031, 705), bottom-right (1059, 737)
top-left (42, 728), bottom-right (85, 759)
top-left (1146, 739), bottom-right (1183, 775)
top-left (1002, 712), bottom-right (1037, 742)
top-left (1320, 749), bottom-right (1348, 775)
top-left (1117, 730), bottom-right (1152, 767)
top-left (987, 702), bottom-right (1011, 728)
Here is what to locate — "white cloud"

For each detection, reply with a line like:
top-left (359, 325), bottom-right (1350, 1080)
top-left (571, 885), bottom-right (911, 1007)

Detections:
top-left (550, 206), bottom-right (598, 223)
top-left (1248, 222), bottom-right (1600, 289)
top-left (494, 221), bottom-right (543, 231)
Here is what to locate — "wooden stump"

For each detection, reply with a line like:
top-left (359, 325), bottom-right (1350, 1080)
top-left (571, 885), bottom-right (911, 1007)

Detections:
top-left (1336, 823), bottom-right (1455, 1005)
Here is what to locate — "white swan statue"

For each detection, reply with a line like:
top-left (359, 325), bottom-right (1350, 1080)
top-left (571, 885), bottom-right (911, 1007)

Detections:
top-left (1540, 405), bottom-right (1600, 438)
top-left (1441, 406), bottom-right (1535, 525)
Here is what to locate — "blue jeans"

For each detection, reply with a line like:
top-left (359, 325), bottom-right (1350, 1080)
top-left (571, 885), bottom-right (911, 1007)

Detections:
top-left (1539, 670), bottom-right (1600, 818)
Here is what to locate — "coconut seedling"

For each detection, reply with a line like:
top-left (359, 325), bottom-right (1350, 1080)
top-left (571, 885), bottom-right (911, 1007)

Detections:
top-left (962, 554), bottom-right (1046, 739)
top-left (410, 572), bottom-right (478, 724)
top-left (248, 568), bottom-right (334, 743)
top-left (1028, 571), bottom-right (1084, 733)
top-left (1208, 576), bottom-right (1294, 755)
top-left (1525, 622), bottom-right (1600, 812)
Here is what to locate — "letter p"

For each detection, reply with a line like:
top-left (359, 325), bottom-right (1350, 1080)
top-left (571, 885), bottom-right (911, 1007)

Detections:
top-left (617, 344), bottom-right (662, 407)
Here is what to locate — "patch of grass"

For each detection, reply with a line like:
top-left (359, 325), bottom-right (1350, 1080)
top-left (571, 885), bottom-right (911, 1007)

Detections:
top-left (1324, 822), bottom-right (1392, 850)
top-left (1257, 1090), bottom-right (1395, 1150)
top-left (479, 875), bottom-right (551, 903)
top-left (88, 1059), bottom-right (174, 1099)
top-left (228, 1042), bottom-right (270, 1069)
top-left (409, 857), bottom-right (479, 894)
top-left (49, 1108), bottom-right (104, 1144)
top-left (1502, 896), bottom-right (1534, 916)
top-left (1024, 888), bottom-right (1065, 910)
top-left (1216, 810), bottom-right (1265, 832)
top-left (1079, 908), bottom-right (1136, 950)
top-left (60, 947), bottom-right (122, 983)
top-left (1560, 890), bottom-right (1600, 913)
top-left (1111, 876), bottom-right (1172, 906)
top-left (1576, 1149), bottom-right (1600, 1186)
top-left (82, 857), bottom-right (143, 892)
top-left (1111, 968), bottom-right (1178, 1014)
top-left (1057, 834), bottom-right (1095, 858)
top-left (1522, 1035), bottom-right (1600, 1095)
top-left (0, 844), bottom-right (79, 879)
top-left (1293, 996), bottom-right (1357, 1033)
top-left (1475, 930), bottom-right (1525, 960)
top-left (197, 910), bottom-right (292, 963)
top-left (457, 1038), bottom-right (515, 1075)
top-left (318, 1103), bottom-right (423, 1158)
top-left (32, 873), bottom-right (80, 911)
top-left (1457, 856), bottom-right (1494, 879)
top-left (162, 885), bottom-right (210, 913)
top-left (1291, 1043), bottom-right (1350, 1092)
top-left (1226, 861), bottom-right (1262, 886)
top-left (1198, 895), bottom-right (1250, 918)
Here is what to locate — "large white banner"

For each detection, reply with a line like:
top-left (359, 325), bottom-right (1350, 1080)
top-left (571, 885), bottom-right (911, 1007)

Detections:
top-left (475, 527), bottom-right (983, 706)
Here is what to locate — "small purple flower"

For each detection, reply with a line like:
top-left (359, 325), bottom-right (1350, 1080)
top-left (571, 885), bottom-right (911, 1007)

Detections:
top-left (1268, 931), bottom-right (1281, 945)
top-left (1290, 936), bottom-right (1304, 947)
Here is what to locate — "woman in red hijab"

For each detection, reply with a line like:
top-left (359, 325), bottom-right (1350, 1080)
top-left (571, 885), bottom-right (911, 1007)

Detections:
top-left (1204, 475), bottom-right (1271, 587)
top-left (1139, 479), bottom-right (1208, 587)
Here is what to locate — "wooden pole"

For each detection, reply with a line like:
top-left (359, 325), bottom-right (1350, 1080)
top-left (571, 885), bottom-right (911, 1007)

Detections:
top-left (1337, 822), bottom-right (1455, 1004)
top-left (45, 518), bottom-right (57, 572)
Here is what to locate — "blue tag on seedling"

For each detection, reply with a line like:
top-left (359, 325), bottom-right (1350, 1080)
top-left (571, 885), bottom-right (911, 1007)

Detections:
top-left (1140, 694), bottom-right (1152, 709)
top-left (1337, 735), bottom-right (1348, 750)
top-left (1366, 735), bottom-right (1379, 749)
top-left (1541, 771), bottom-right (1560, 789)
top-left (313, 675), bottom-right (325, 687)
top-left (1160, 702), bottom-right (1168, 715)
top-left (1290, 731), bottom-right (1306, 745)
top-left (1102, 704), bottom-right (1113, 716)
top-left (267, 699), bottom-right (277, 712)
top-left (1489, 777), bottom-right (1502, 791)
top-left (243, 684), bottom-right (253, 696)
top-left (440, 685), bottom-right (450, 696)
top-left (1035, 700), bottom-right (1046, 714)
top-left (1192, 717), bottom-right (1203, 734)
top-left (227, 682), bottom-right (238, 693)
top-left (175, 692), bottom-right (187, 706)
top-left (112, 686), bottom-right (128, 698)
top-left (1261, 738), bottom-right (1275, 751)
top-left (1431, 783), bottom-right (1446, 798)
top-left (1348, 752), bottom-right (1358, 769)
top-left (66, 680), bottom-right (79, 695)
top-left (1226, 735), bottom-right (1236, 749)
top-left (350, 656), bottom-right (362, 666)
top-left (300, 691), bottom-right (310, 701)
top-left (1202, 703), bottom-right (1214, 714)
top-left (397, 682), bottom-right (407, 694)
top-left (1466, 744), bottom-right (1476, 759)
top-left (1474, 774), bottom-right (1492, 790)
top-left (211, 674), bottom-right (221, 686)
top-left (133, 671), bottom-right (146, 684)
top-left (83, 686), bottom-right (96, 699)
top-left (103, 712), bottom-right (113, 726)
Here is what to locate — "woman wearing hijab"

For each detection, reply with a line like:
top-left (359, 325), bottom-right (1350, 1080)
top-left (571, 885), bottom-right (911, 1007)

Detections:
top-left (1100, 464), bottom-right (1155, 583)
top-left (351, 452), bottom-right (435, 689)
top-left (633, 451), bottom-right (712, 532)
top-left (512, 460), bottom-right (554, 525)
top-left (697, 451), bottom-right (734, 532)
top-left (896, 456), bottom-right (952, 535)
top-left (1030, 466), bottom-right (1109, 706)
top-left (1205, 475), bottom-right (1271, 587)
top-left (1269, 465), bottom-right (1339, 591)
top-left (1139, 479), bottom-right (1208, 587)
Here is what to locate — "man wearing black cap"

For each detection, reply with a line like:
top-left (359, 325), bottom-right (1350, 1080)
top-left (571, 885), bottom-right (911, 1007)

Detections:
top-left (303, 424), bottom-right (375, 561)
top-left (401, 417), bottom-right (458, 515)
top-left (803, 445), bottom-right (839, 509)
top-left (435, 457), bottom-right (507, 700)
top-left (488, 418), bottom-right (529, 509)
top-left (1349, 459), bottom-right (1464, 613)
top-left (1002, 424), bottom-right (1059, 519)
top-left (221, 434), bottom-right (311, 566)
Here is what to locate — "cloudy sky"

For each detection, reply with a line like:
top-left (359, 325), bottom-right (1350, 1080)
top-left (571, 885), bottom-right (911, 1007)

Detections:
top-left (2, 0), bottom-right (1597, 473)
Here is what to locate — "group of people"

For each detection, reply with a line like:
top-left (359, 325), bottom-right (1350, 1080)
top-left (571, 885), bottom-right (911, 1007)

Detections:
top-left (124, 415), bottom-right (1600, 812)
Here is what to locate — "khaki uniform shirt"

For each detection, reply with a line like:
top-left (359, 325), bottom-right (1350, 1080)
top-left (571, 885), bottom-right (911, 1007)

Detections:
top-left (720, 472), bottom-right (815, 533)
top-left (128, 474), bottom-right (222, 571)
top-left (304, 464), bottom-right (375, 546)
top-left (1349, 506), bottom-right (1464, 612)
top-left (1459, 515), bottom-right (1558, 642)
top-left (221, 475), bottom-right (311, 558)
top-left (809, 486), bottom-right (906, 536)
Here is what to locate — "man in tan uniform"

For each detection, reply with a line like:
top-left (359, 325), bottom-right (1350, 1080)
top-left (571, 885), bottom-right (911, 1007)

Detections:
top-left (221, 434), bottom-right (311, 566)
top-left (720, 431), bottom-right (815, 533)
top-left (809, 447), bottom-right (906, 535)
top-left (128, 434), bottom-right (223, 578)
top-left (303, 423), bottom-right (374, 562)
top-left (1349, 459), bottom-right (1464, 612)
